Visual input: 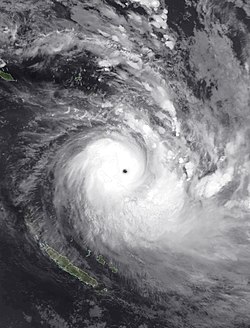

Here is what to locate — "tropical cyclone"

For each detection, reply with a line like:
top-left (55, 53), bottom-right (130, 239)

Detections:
top-left (53, 112), bottom-right (186, 253)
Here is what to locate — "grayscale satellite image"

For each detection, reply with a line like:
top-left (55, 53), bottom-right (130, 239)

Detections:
top-left (0, 0), bottom-right (250, 327)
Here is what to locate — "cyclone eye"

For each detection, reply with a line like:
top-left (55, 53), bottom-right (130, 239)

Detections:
top-left (122, 169), bottom-right (128, 174)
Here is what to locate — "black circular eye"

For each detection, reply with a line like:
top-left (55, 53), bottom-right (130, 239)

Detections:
top-left (123, 169), bottom-right (128, 174)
